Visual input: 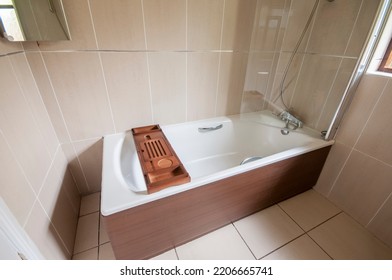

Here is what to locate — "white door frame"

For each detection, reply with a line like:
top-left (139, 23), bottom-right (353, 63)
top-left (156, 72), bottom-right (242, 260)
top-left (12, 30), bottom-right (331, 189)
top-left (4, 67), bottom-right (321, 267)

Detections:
top-left (0, 197), bottom-right (44, 259)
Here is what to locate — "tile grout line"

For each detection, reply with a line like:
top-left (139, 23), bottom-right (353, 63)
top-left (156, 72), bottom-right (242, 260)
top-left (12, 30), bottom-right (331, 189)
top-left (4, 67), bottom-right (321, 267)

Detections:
top-left (305, 233), bottom-right (334, 260)
top-left (342, 0), bottom-right (364, 56)
top-left (231, 222), bottom-right (257, 260)
top-left (288, 0), bottom-right (320, 108)
top-left (259, 233), bottom-right (307, 260)
top-left (276, 203), bottom-right (307, 233)
top-left (0, 130), bottom-right (41, 227)
top-left (174, 247), bottom-right (180, 260)
top-left (327, 79), bottom-right (389, 197)
top-left (185, 0), bottom-right (188, 121)
top-left (276, 203), bottom-right (342, 260)
top-left (8, 54), bottom-right (54, 162)
top-left (38, 51), bottom-right (90, 193)
top-left (87, 0), bottom-right (117, 134)
top-left (302, 211), bottom-right (345, 261)
top-left (214, 0), bottom-right (226, 117)
top-left (140, 0), bottom-right (155, 124)
top-left (314, 57), bottom-right (344, 129)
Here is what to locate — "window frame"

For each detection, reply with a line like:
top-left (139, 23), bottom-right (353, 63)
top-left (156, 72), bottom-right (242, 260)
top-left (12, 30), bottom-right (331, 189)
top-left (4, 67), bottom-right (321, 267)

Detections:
top-left (378, 36), bottom-right (392, 73)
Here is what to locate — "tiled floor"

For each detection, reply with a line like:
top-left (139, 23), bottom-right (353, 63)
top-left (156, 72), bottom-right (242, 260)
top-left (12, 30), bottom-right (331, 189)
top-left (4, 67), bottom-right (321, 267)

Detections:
top-left (71, 189), bottom-right (392, 260)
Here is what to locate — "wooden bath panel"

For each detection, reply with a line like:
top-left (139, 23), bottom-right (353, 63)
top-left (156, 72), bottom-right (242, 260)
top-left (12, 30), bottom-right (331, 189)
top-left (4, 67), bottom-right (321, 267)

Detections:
top-left (102, 146), bottom-right (331, 260)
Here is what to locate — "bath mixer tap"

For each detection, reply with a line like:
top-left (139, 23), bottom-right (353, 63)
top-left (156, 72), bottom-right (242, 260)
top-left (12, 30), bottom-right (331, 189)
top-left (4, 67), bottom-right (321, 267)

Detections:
top-left (279, 111), bottom-right (303, 130)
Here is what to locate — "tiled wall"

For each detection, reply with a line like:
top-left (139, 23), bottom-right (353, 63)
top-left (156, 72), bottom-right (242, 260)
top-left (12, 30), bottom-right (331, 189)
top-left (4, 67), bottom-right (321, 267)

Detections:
top-left (0, 42), bottom-right (80, 259)
top-left (21, 0), bottom-right (381, 196)
top-left (243, 0), bottom-right (380, 131)
top-left (21, 0), bottom-right (258, 194)
top-left (315, 73), bottom-right (392, 248)
top-left (1, 0), bottom-right (390, 259)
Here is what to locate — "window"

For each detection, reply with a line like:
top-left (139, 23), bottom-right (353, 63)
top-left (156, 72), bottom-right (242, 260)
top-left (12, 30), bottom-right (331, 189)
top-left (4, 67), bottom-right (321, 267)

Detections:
top-left (378, 37), bottom-right (392, 73)
top-left (0, 0), bottom-right (24, 41)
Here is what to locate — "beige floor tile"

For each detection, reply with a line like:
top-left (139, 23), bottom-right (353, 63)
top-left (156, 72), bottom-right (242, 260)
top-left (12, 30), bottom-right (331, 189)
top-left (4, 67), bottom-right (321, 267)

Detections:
top-left (99, 214), bottom-right (110, 245)
top-left (150, 249), bottom-right (178, 260)
top-left (234, 205), bottom-right (304, 259)
top-left (99, 242), bottom-right (116, 260)
top-left (176, 224), bottom-right (255, 260)
top-left (72, 247), bottom-right (98, 260)
top-left (278, 189), bottom-right (341, 231)
top-left (308, 213), bottom-right (392, 260)
top-left (79, 192), bottom-right (100, 216)
top-left (73, 212), bottom-right (99, 254)
top-left (262, 235), bottom-right (331, 260)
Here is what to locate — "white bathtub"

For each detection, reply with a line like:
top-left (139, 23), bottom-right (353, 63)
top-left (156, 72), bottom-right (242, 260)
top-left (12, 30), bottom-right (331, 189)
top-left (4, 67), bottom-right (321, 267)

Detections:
top-left (101, 110), bottom-right (334, 216)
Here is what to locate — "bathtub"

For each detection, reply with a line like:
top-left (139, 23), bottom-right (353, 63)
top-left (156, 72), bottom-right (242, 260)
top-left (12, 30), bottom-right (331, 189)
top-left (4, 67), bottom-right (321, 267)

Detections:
top-left (101, 110), bottom-right (334, 259)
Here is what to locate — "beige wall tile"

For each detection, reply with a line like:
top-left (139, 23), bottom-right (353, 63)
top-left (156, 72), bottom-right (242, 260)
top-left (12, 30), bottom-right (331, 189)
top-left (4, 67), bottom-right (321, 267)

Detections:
top-left (187, 52), bottom-right (219, 121)
top-left (24, 202), bottom-right (70, 259)
top-left (38, 148), bottom-right (79, 218)
top-left (72, 138), bottom-right (103, 194)
top-left (281, 0), bottom-right (313, 52)
top-left (306, 0), bottom-right (361, 56)
top-left (290, 55), bottom-right (341, 127)
top-left (61, 142), bottom-right (90, 194)
top-left (221, 0), bottom-right (257, 51)
top-left (355, 80), bottom-right (392, 166)
top-left (52, 149), bottom-right (81, 214)
top-left (244, 52), bottom-right (274, 94)
top-left (0, 133), bottom-right (36, 225)
top-left (38, 148), bottom-right (79, 254)
top-left (101, 52), bottom-right (152, 132)
top-left (329, 150), bottom-right (392, 226)
top-left (50, 185), bottom-right (79, 254)
top-left (148, 52), bottom-right (186, 124)
top-left (314, 141), bottom-right (352, 197)
top-left (251, 0), bottom-right (287, 52)
top-left (216, 52), bottom-right (248, 116)
top-left (187, 0), bottom-right (224, 50)
top-left (38, 156), bottom-right (65, 219)
top-left (26, 52), bottom-right (71, 143)
top-left (336, 74), bottom-right (388, 147)
top-left (345, 0), bottom-right (381, 57)
top-left (0, 56), bottom-right (52, 193)
top-left (316, 58), bottom-right (357, 131)
top-left (22, 42), bottom-right (40, 51)
top-left (9, 53), bottom-right (59, 159)
top-left (143, 0), bottom-right (186, 50)
top-left (0, 39), bottom-right (23, 55)
top-left (38, 0), bottom-right (97, 51)
top-left (43, 52), bottom-right (115, 140)
top-left (367, 194), bottom-right (392, 248)
top-left (268, 52), bottom-right (303, 112)
top-left (90, 0), bottom-right (146, 50)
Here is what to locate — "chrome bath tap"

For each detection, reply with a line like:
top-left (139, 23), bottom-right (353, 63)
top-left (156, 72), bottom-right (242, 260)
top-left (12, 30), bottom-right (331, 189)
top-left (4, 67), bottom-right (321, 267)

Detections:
top-left (279, 111), bottom-right (303, 135)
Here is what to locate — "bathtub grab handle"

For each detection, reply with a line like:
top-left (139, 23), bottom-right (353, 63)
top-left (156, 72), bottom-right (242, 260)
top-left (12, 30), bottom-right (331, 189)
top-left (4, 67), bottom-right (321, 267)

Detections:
top-left (198, 124), bottom-right (223, 133)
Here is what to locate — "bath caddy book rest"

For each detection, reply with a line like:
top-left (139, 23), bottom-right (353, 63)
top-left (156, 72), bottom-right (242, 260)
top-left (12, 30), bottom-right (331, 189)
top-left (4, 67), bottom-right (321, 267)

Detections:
top-left (131, 124), bottom-right (190, 194)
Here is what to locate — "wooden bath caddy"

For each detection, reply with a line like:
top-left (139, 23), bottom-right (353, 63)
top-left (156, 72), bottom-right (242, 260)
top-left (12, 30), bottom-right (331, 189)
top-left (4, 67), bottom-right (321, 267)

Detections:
top-left (131, 124), bottom-right (190, 194)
